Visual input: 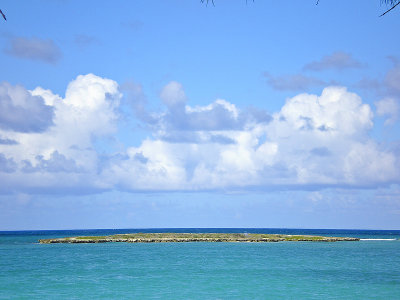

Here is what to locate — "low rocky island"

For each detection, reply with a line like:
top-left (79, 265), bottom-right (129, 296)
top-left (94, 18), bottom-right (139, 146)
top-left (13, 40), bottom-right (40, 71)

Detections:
top-left (39, 233), bottom-right (360, 244)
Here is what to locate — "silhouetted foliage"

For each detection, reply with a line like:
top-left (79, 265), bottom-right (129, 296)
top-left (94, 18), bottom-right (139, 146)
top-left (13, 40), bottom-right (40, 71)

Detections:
top-left (0, 9), bottom-right (6, 21)
top-left (380, 0), bottom-right (400, 16)
top-left (200, 0), bottom-right (400, 16)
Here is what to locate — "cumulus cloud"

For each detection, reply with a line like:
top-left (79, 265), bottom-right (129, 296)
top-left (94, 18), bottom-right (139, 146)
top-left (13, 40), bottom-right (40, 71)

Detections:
top-left (304, 51), bottom-right (363, 71)
top-left (22, 151), bottom-right (84, 173)
top-left (1, 76), bottom-right (399, 194)
top-left (101, 86), bottom-right (398, 192)
top-left (274, 87), bottom-right (373, 136)
top-left (261, 87), bottom-right (397, 186)
top-left (121, 80), bottom-right (149, 121)
top-left (4, 37), bottom-right (62, 64)
top-left (0, 82), bottom-right (54, 132)
top-left (310, 147), bottom-right (331, 157)
top-left (264, 72), bottom-right (325, 91)
top-left (149, 81), bottom-right (271, 143)
top-left (0, 73), bottom-right (121, 193)
top-left (160, 81), bottom-right (187, 108)
top-left (0, 137), bottom-right (17, 145)
top-left (166, 99), bottom-right (241, 130)
top-left (375, 98), bottom-right (399, 125)
top-left (0, 153), bottom-right (17, 173)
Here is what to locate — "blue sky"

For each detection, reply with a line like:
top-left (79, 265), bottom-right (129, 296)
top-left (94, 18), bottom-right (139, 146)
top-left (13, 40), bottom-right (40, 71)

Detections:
top-left (0, 0), bottom-right (400, 230)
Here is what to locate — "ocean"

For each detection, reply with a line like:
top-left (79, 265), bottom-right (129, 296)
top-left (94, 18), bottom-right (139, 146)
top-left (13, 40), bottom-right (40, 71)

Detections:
top-left (1, 228), bottom-right (399, 299)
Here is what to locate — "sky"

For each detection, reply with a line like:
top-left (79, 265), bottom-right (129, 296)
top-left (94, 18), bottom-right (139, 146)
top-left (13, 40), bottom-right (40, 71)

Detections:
top-left (0, 0), bottom-right (400, 230)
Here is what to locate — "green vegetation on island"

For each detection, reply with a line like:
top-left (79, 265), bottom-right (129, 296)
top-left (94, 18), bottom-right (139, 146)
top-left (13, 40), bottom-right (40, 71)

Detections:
top-left (39, 232), bottom-right (360, 244)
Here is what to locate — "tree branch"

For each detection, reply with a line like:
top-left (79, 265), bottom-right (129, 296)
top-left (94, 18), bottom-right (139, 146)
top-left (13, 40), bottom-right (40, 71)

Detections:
top-left (380, 1), bottom-right (400, 16)
top-left (200, 0), bottom-right (215, 6)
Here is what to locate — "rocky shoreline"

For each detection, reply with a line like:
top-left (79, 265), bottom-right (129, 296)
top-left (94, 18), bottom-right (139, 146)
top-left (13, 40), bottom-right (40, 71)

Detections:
top-left (39, 233), bottom-right (360, 244)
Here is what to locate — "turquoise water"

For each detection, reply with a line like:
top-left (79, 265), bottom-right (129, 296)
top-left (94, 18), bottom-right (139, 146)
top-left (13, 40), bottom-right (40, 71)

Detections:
top-left (1, 229), bottom-right (400, 299)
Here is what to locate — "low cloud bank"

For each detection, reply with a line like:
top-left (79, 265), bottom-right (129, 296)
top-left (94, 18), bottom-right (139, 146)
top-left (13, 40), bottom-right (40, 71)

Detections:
top-left (0, 74), bottom-right (398, 194)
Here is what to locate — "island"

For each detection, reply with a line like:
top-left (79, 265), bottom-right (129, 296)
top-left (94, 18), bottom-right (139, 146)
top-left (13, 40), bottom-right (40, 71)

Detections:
top-left (39, 233), bottom-right (360, 243)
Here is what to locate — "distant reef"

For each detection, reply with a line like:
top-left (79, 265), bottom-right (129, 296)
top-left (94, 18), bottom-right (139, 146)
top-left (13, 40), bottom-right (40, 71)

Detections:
top-left (39, 233), bottom-right (360, 244)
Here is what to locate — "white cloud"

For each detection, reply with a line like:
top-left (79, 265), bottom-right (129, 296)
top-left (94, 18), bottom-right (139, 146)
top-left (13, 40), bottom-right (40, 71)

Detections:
top-left (121, 80), bottom-right (153, 123)
top-left (104, 86), bottom-right (395, 191)
top-left (274, 86), bottom-right (373, 137)
top-left (0, 137), bottom-right (17, 145)
top-left (0, 153), bottom-right (17, 173)
top-left (0, 82), bottom-right (54, 132)
top-left (375, 97), bottom-right (399, 125)
top-left (262, 87), bottom-right (397, 186)
top-left (0, 74), bottom-right (121, 193)
top-left (159, 81), bottom-right (186, 108)
top-left (151, 81), bottom-right (271, 143)
top-left (342, 141), bottom-right (397, 184)
top-left (0, 76), bottom-right (398, 194)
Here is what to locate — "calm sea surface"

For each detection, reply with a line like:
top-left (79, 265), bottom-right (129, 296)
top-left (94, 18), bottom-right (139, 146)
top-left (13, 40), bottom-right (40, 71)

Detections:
top-left (1, 228), bottom-right (400, 299)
